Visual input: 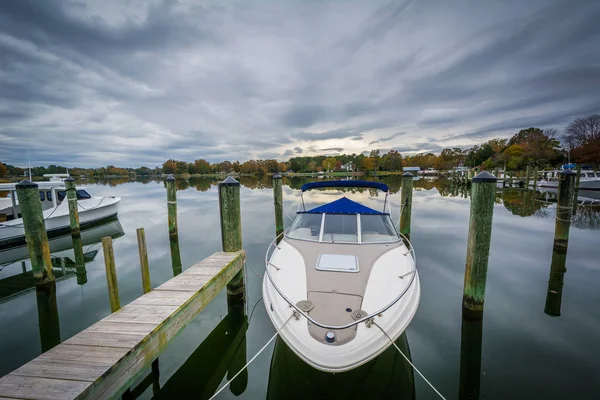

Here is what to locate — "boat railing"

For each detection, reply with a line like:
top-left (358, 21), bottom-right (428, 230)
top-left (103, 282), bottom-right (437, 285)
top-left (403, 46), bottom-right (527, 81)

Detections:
top-left (264, 230), bottom-right (417, 330)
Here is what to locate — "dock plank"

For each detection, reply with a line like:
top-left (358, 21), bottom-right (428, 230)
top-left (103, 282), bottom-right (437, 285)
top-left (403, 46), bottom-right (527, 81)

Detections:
top-left (85, 321), bottom-right (158, 336)
top-left (0, 376), bottom-right (91, 400)
top-left (126, 290), bottom-right (193, 307)
top-left (64, 332), bottom-right (144, 349)
top-left (10, 359), bottom-right (110, 382)
top-left (37, 345), bottom-right (129, 366)
top-left (0, 251), bottom-right (245, 400)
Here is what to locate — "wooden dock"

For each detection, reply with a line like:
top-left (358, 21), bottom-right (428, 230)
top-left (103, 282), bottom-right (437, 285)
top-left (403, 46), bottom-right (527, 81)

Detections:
top-left (0, 251), bottom-right (245, 400)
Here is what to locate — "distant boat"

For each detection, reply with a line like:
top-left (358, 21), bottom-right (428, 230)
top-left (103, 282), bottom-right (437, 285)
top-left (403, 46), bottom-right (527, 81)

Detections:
top-left (534, 170), bottom-right (600, 191)
top-left (263, 180), bottom-right (420, 373)
top-left (417, 168), bottom-right (439, 176)
top-left (0, 175), bottom-right (121, 250)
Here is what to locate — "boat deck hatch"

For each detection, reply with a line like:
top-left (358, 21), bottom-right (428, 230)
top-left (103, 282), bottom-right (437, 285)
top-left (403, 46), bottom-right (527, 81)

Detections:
top-left (316, 254), bottom-right (359, 273)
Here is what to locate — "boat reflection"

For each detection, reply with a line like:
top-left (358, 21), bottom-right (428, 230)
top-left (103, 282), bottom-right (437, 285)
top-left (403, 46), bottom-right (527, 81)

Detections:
top-left (0, 218), bottom-right (124, 303)
top-left (266, 333), bottom-right (415, 400)
top-left (0, 217), bottom-right (124, 266)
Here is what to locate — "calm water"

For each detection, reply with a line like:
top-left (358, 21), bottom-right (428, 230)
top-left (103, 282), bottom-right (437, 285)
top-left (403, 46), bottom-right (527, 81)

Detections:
top-left (1, 176), bottom-right (599, 399)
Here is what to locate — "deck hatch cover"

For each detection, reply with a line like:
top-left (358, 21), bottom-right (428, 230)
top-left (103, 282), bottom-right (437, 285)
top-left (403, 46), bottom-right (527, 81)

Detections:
top-left (316, 254), bottom-right (359, 273)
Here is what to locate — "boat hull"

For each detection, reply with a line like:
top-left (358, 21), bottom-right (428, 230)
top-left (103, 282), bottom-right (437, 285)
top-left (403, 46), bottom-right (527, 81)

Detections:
top-left (534, 178), bottom-right (600, 191)
top-left (263, 238), bottom-right (420, 373)
top-left (0, 197), bottom-right (120, 251)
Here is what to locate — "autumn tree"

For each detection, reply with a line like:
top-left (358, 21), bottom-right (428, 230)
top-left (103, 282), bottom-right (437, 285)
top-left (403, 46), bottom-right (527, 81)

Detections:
top-left (564, 114), bottom-right (600, 147)
top-left (175, 161), bottom-right (189, 174)
top-left (360, 157), bottom-right (375, 172)
top-left (189, 159), bottom-right (211, 174)
top-left (369, 150), bottom-right (381, 171)
top-left (565, 115), bottom-right (600, 164)
top-left (322, 157), bottom-right (337, 172)
top-left (0, 162), bottom-right (7, 177)
top-left (381, 150), bottom-right (402, 171)
top-left (162, 159), bottom-right (177, 174)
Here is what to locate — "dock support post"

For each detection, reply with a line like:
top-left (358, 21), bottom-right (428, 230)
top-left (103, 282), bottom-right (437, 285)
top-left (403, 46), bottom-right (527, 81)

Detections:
top-left (462, 171), bottom-right (497, 316)
top-left (400, 172), bottom-right (413, 240)
top-left (166, 175), bottom-right (182, 276)
top-left (219, 177), bottom-right (245, 314)
top-left (36, 280), bottom-right (61, 352)
top-left (545, 170), bottom-right (575, 316)
top-left (102, 236), bottom-right (121, 312)
top-left (73, 235), bottom-right (88, 286)
top-left (525, 165), bottom-right (531, 187)
top-left (16, 180), bottom-right (53, 282)
top-left (137, 228), bottom-right (152, 294)
top-left (64, 178), bottom-right (86, 283)
top-left (272, 174), bottom-right (284, 243)
top-left (64, 178), bottom-right (81, 239)
top-left (509, 171), bottom-right (513, 186)
top-left (572, 164), bottom-right (581, 216)
top-left (533, 166), bottom-right (539, 191)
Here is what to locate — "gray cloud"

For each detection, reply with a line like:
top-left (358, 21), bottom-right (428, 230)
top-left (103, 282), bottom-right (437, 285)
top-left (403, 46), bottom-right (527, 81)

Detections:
top-left (0, 0), bottom-right (598, 167)
top-left (369, 131), bottom-right (408, 145)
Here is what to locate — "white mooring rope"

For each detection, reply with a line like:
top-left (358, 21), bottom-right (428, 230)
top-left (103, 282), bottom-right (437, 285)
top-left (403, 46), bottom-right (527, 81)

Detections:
top-left (209, 314), bottom-right (293, 400)
top-left (373, 321), bottom-right (447, 400)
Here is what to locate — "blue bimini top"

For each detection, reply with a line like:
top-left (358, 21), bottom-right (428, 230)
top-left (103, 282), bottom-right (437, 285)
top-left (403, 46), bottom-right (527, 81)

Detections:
top-left (301, 197), bottom-right (386, 215)
top-left (300, 180), bottom-right (388, 193)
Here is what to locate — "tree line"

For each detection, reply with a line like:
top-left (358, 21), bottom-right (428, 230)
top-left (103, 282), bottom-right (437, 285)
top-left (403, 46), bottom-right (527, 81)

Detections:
top-left (1, 114), bottom-right (597, 179)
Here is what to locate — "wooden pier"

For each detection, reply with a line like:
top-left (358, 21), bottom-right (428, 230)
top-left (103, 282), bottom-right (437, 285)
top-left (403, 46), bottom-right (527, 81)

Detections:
top-left (0, 251), bottom-right (245, 400)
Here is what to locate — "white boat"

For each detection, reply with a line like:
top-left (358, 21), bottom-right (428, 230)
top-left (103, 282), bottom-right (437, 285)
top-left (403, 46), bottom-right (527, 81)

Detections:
top-left (534, 170), bottom-right (600, 190)
top-left (0, 175), bottom-right (120, 251)
top-left (417, 168), bottom-right (439, 176)
top-left (263, 180), bottom-right (420, 373)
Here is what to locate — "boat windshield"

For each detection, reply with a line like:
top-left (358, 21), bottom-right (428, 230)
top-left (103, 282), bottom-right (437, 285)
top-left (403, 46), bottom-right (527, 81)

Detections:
top-left (287, 213), bottom-right (400, 243)
top-left (361, 215), bottom-right (399, 243)
top-left (322, 214), bottom-right (358, 243)
top-left (287, 213), bottom-right (322, 241)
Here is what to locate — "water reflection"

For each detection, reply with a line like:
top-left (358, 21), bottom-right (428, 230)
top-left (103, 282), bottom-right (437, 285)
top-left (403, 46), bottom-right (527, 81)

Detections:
top-left (266, 333), bottom-right (415, 400)
top-left (0, 217), bottom-right (124, 267)
top-left (459, 312), bottom-right (483, 400)
top-left (151, 310), bottom-right (249, 399)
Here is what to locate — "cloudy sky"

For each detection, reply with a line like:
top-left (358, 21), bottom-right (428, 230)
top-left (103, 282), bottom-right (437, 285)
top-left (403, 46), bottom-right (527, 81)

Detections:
top-left (0, 0), bottom-right (599, 167)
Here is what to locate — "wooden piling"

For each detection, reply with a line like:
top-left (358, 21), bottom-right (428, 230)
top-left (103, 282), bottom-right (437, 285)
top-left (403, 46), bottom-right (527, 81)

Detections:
top-left (509, 171), bottom-right (513, 186)
top-left (166, 175), bottom-right (182, 275)
top-left (36, 280), bottom-right (61, 352)
top-left (64, 178), bottom-right (87, 283)
top-left (102, 236), bottom-right (121, 312)
top-left (533, 166), bottom-right (539, 191)
top-left (400, 172), bottom-right (413, 240)
top-left (15, 180), bottom-right (54, 282)
top-left (272, 174), bottom-right (284, 242)
top-left (64, 178), bottom-right (81, 239)
top-left (462, 171), bottom-right (497, 316)
top-left (218, 176), bottom-right (245, 311)
top-left (137, 228), bottom-right (152, 294)
top-left (525, 165), bottom-right (531, 187)
top-left (73, 235), bottom-right (88, 285)
top-left (572, 164), bottom-right (581, 216)
top-left (544, 170), bottom-right (575, 316)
